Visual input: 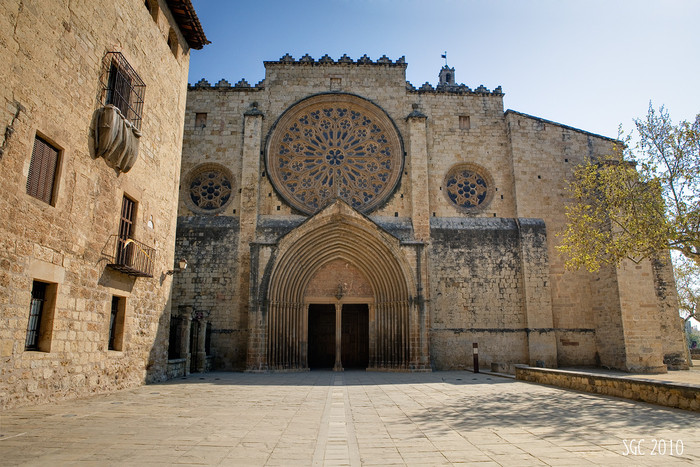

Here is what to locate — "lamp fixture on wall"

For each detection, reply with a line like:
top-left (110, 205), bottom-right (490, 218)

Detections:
top-left (166, 258), bottom-right (188, 275)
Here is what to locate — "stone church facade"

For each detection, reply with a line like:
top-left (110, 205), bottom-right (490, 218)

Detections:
top-left (173, 54), bottom-right (688, 376)
top-left (0, 0), bottom-right (207, 409)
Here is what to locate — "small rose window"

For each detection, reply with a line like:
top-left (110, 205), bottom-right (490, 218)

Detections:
top-left (444, 163), bottom-right (494, 212)
top-left (186, 164), bottom-right (234, 213)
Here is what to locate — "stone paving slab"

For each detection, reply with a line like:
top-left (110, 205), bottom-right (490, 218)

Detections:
top-left (1, 371), bottom-right (699, 466)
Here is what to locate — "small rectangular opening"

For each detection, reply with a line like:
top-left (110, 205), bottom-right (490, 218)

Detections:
top-left (195, 112), bottom-right (207, 129)
top-left (25, 280), bottom-right (57, 352)
top-left (109, 296), bottom-right (126, 351)
top-left (459, 115), bottom-right (471, 130)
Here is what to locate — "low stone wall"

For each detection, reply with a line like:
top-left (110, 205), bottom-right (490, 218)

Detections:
top-left (691, 349), bottom-right (700, 359)
top-left (515, 365), bottom-right (699, 412)
top-left (167, 358), bottom-right (187, 379)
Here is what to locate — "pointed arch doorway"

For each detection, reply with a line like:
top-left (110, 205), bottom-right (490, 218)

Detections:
top-left (305, 259), bottom-right (373, 370)
top-left (256, 202), bottom-right (419, 371)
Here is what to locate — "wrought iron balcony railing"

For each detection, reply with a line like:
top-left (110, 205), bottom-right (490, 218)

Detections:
top-left (106, 235), bottom-right (155, 278)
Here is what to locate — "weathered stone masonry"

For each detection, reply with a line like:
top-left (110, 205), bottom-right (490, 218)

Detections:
top-left (172, 54), bottom-right (688, 375)
top-left (0, 0), bottom-right (207, 409)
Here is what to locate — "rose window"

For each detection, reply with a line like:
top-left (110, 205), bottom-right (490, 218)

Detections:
top-left (266, 94), bottom-right (403, 215)
top-left (188, 166), bottom-right (233, 211)
top-left (444, 164), bottom-right (494, 212)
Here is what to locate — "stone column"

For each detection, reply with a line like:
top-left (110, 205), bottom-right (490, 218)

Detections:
top-left (368, 303), bottom-right (376, 368)
top-left (246, 242), bottom-right (273, 371)
top-left (239, 103), bottom-right (264, 368)
top-left (181, 314), bottom-right (192, 376)
top-left (406, 105), bottom-right (430, 241)
top-left (195, 317), bottom-right (207, 372)
top-left (334, 302), bottom-right (343, 371)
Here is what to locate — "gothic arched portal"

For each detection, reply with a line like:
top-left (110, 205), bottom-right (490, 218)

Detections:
top-left (255, 201), bottom-right (421, 371)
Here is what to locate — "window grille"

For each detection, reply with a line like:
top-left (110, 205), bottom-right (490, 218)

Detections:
top-left (26, 136), bottom-right (59, 204)
top-left (100, 52), bottom-right (145, 130)
top-left (26, 281), bottom-right (47, 350)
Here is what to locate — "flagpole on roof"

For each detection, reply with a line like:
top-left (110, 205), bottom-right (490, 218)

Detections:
top-left (441, 51), bottom-right (447, 66)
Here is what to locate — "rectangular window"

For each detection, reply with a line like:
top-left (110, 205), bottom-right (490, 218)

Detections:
top-left (195, 112), bottom-right (207, 129)
top-left (459, 115), bottom-right (471, 130)
top-left (100, 52), bottom-right (145, 130)
top-left (25, 280), bottom-right (56, 352)
top-left (25, 281), bottom-right (46, 350)
top-left (26, 136), bottom-right (60, 205)
top-left (109, 296), bottom-right (126, 351)
top-left (116, 195), bottom-right (137, 266)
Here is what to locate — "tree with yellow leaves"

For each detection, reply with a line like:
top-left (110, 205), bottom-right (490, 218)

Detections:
top-left (558, 104), bottom-right (699, 273)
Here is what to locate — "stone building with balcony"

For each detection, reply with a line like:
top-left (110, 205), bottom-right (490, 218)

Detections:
top-left (0, 0), bottom-right (207, 408)
top-left (172, 55), bottom-right (688, 375)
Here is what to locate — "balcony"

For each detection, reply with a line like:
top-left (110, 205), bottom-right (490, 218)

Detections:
top-left (105, 235), bottom-right (155, 278)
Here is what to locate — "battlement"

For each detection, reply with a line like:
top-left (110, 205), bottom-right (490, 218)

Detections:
top-left (264, 53), bottom-right (407, 67)
top-left (406, 81), bottom-right (503, 96)
top-left (189, 54), bottom-right (503, 96)
top-left (189, 78), bottom-right (265, 91)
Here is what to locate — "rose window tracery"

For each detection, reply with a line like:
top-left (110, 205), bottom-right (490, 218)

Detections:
top-left (444, 163), bottom-right (494, 212)
top-left (185, 164), bottom-right (233, 213)
top-left (266, 94), bottom-right (403, 215)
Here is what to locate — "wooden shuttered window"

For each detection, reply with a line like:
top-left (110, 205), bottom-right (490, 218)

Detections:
top-left (26, 136), bottom-right (59, 204)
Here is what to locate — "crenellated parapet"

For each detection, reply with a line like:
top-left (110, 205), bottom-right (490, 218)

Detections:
top-left (407, 81), bottom-right (503, 96)
top-left (264, 53), bottom-right (407, 67)
top-left (189, 77), bottom-right (265, 91)
top-left (189, 54), bottom-right (503, 96)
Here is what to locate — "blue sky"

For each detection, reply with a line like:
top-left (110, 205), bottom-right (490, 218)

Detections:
top-left (188, 0), bottom-right (699, 139)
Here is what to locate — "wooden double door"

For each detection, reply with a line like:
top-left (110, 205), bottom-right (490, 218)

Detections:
top-left (307, 303), bottom-right (369, 369)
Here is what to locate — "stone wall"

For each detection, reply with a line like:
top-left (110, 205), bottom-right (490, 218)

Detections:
top-left (0, 0), bottom-right (196, 408)
top-left (515, 365), bottom-right (700, 412)
top-left (506, 111), bottom-right (615, 367)
top-left (429, 218), bottom-right (556, 370)
top-left (429, 218), bottom-right (528, 369)
top-left (176, 55), bottom-right (687, 374)
top-left (172, 216), bottom-right (243, 369)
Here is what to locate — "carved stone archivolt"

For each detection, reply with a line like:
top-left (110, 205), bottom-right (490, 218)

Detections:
top-left (184, 163), bottom-right (234, 213)
top-left (266, 93), bottom-right (404, 215)
top-left (256, 201), bottom-right (418, 371)
top-left (443, 163), bottom-right (494, 213)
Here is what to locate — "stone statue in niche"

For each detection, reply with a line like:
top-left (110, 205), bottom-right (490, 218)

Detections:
top-left (92, 104), bottom-right (141, 173)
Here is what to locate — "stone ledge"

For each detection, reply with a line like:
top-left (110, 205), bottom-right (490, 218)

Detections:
top-left (515, 365), bottom-right (700, 412)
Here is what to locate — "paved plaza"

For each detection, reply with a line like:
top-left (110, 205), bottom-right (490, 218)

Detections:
top-left (1, 370), bottom-right (698, 466)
